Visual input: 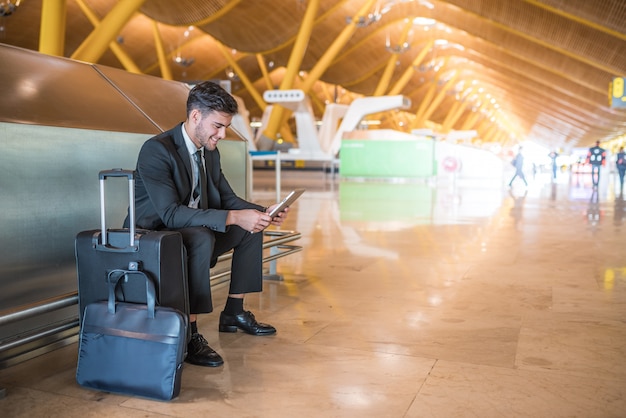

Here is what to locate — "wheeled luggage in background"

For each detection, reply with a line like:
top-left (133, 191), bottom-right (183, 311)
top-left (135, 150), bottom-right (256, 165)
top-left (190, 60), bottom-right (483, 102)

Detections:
top-left (75, 169), bottom-right (189, 321)
top-left (76, 269), bottom-right (187, 401)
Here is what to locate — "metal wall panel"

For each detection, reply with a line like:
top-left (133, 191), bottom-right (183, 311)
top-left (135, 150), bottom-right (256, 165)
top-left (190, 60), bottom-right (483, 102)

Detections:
top-left (0, 45), bottom-right (159, 133)
top-left (93, 64), bottom-right (190, 132)
top-left (0, 123), bottom-right (149, 311)
top-left (0, 45), bottom-right (250, 364)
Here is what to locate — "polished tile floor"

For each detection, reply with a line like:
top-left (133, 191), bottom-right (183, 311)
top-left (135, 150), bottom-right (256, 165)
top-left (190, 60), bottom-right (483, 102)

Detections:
top-left (1, 167), bottom-right (625, 417)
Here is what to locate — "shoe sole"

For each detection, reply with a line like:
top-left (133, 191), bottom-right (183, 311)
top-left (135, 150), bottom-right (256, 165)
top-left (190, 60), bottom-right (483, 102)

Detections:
top-left (184, 358), bottom-right (224, 367)
top-left (218, 324), bottom-right (276, 335)
top-left (218, 324), bottom-right (239, 333)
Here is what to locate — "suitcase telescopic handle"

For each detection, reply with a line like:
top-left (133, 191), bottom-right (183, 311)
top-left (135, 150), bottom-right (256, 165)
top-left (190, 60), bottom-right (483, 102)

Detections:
top-left (99, 169), bottom-right (136, 248)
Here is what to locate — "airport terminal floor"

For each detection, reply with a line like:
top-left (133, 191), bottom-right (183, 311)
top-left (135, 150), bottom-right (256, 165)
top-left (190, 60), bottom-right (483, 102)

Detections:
top-left (1, 166), bottom-right (625, 417)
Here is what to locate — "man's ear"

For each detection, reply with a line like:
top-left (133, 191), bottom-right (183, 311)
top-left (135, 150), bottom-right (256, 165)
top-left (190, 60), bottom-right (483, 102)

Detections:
top-left (190, 109), bottom-right (202, 125)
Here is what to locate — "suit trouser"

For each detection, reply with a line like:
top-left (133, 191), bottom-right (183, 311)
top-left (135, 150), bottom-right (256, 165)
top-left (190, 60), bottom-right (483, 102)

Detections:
top-left (175, 226), bottom-right (264, 314)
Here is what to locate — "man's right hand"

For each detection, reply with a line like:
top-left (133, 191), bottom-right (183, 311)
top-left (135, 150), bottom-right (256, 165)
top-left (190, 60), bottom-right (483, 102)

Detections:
top-left (226, 209), bottom-right (271, 233)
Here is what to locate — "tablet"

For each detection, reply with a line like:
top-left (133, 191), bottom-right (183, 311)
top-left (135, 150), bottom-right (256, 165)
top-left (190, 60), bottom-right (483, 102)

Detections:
top-left (268, 188), bottom-right (305, 218)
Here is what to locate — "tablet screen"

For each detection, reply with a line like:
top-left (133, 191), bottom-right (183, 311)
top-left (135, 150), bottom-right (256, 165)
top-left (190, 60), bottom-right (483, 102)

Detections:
top-left (268, 189), bottom-right (305, 218)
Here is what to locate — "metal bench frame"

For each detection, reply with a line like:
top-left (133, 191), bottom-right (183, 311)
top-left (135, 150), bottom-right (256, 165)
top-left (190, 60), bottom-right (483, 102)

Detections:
top-left (0, 230), bottom-right (301, 371)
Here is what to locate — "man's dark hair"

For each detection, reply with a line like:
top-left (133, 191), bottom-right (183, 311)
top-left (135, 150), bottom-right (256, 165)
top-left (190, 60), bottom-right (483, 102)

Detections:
top-left (187, 81), bottom-right (238, 116)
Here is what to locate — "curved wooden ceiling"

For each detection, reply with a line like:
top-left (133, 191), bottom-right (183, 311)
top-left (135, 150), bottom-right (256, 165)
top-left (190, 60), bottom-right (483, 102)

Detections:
top-left (2, 0), bottom-right (625, 150)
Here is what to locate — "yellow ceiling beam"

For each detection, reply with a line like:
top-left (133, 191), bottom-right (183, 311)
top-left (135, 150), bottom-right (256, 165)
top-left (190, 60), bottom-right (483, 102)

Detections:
top-left (442, 89), bottom-right (474, 132)
top-left (308, 87), bottom-right (326, 115)
top-left (482, 122), bottom-right (498, 143)
top-left (374, 56), bottom-right (400, 96)
top-left (388, 40), bottom-right (434, 95)
top-left (74, 0), bottom-right (142, 73)
top-left (441, 100), bottom-right (463, 132)
top-left (256, 54), bottom-right (274, 90)
top-left (217, 45), bottom-right (265, 111)
top-left (227, 0), bottom-right (348, 56)
top-left (39, 0), bottom-right (66, 56)
top-left (218, 45), bottom-right (295, 144)
top-left (412, 83), bottom-right (439, 128)
top-left (279, 0), bottom-right (320, 91)
top-left (416, 71), bottom-right (459, 127)
top-left (71, 0), bottom-right (147, 63)
top-left (374, 19), bottom-right (413, 96)
top-left (320, 83), bottom-right (334, 104)
top-left (461, 99), bottom-right (489, 131)
top-left (263, 0), bottom-right (320, 141)
top-left (144, 34), bottom-right (202, 75)
top-left (152, 21), bottom-right (172, 80)
top-left (413, 58), bottom-right (450, 126)
top-left (300, 0), bottom-right (379, 93)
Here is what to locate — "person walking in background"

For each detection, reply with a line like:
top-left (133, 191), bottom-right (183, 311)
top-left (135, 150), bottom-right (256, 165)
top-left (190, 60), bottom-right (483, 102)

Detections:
top-left (586, 140), bottom-right (606, 187)
top-left (548, 150), bottom-right (559, 180)
top-left (617, 146), bottom-right (626, 194)
top-left (509, 147), bottom-right (528, 188)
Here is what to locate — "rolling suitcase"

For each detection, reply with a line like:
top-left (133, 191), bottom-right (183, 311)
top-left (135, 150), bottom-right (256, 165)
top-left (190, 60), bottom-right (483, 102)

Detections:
top-left (75, 169), bottom-right (189, 322)
top-left (76, 269), bottom-right (187, 401)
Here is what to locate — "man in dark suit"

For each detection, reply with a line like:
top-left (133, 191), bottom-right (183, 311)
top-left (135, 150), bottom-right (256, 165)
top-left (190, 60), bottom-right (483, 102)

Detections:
top-left (128, 82), bottom-right (289, 367)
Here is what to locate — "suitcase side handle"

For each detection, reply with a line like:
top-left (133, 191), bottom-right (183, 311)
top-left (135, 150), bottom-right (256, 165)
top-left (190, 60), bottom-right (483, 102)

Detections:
top-left (107, 269), bottom-right (156, 319)
top-left (99, 169), bottom-right (136, 248)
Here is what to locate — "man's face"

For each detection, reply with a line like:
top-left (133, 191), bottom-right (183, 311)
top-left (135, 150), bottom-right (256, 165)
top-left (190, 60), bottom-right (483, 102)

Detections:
top-left (190, 110), bottom-right (233, 151)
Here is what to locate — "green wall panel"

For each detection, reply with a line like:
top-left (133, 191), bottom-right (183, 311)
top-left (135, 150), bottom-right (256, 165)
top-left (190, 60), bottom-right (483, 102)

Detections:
top-left (339, 182), bottom-right (435, 224)
top-left (340, 138), bottom-right (435, 178)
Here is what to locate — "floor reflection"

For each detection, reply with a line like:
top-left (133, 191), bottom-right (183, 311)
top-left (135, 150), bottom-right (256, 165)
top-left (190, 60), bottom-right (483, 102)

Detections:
top-left (2, 168), bottom-right (626, 417)
top-left (338, 180), bottom-right (505, 228)
top-left (614, 193), bottom-right (626, 226)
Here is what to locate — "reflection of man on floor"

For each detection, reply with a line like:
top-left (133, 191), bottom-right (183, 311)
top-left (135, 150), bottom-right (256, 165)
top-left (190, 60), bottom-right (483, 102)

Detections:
top-left (586, 141), bottom-right (606, 187)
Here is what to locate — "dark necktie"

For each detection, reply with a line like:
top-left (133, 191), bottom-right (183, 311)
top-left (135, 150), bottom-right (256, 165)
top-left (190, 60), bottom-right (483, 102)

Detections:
top-left (193, 151), bottom-right (208, 209)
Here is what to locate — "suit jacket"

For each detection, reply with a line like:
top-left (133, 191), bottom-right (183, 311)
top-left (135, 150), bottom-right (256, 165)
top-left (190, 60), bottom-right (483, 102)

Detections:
top-left (128, 123), bottom-right (262, 232)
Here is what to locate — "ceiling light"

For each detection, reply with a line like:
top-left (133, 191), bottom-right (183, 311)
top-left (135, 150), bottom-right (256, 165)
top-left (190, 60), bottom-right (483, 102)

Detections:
top-left (413, 17), bottom-right (435, 26)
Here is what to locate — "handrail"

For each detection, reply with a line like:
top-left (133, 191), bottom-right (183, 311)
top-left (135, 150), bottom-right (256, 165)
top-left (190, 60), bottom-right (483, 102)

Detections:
top-left (0, 229), bottom-right (301, 360)
top-left (216, 229), bottom-right (301, 263)
top-left (0, 293), bottom-right (79, 327)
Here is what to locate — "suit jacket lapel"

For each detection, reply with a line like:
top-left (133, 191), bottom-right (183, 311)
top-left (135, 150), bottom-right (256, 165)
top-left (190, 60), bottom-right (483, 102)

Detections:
top-left (172, 124), bottom-right (194, 194)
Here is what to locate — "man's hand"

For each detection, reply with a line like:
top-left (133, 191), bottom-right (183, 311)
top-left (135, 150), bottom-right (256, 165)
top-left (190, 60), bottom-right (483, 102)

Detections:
top-left (266, 204), bottom-right (289, 227)
top-left (226, 209), bottom-right (272, 233)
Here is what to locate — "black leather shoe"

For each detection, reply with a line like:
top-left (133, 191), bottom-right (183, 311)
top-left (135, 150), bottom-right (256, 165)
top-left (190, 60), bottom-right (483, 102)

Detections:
top-left (185, 333), bottom-right (224, 367)
top-left (219, 311), bottom-right (276, 336)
